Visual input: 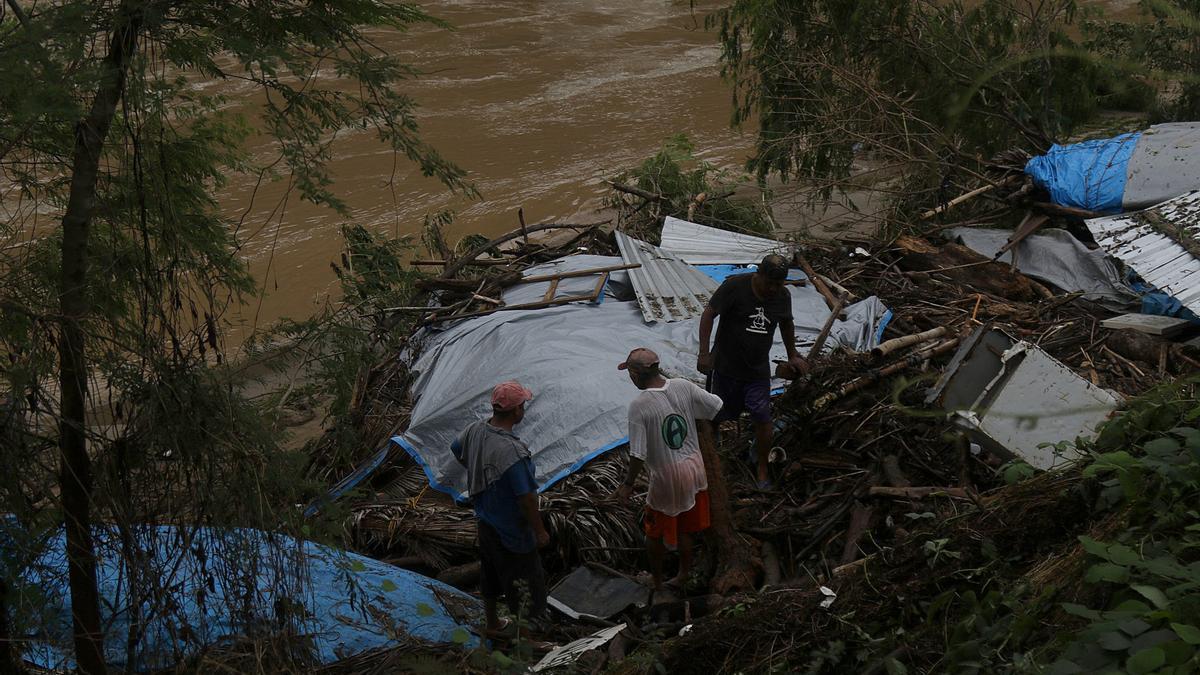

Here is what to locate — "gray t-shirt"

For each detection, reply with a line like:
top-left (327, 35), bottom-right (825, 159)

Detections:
top-left (628, 379), bottom-right (724, 516)
top-left (454, 420), bottom-right (531, 497)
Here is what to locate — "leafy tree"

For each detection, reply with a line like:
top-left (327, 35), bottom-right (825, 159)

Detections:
top-left (1086, 0), bottom-right (1200, 121)
top-left (708, 0), bottom-right (1111, 215)
top-left (0, 1), bottom-right (468, 671)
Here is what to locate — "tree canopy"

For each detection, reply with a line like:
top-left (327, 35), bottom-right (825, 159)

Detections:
top-left (0, 1), bottom-right (468, 671)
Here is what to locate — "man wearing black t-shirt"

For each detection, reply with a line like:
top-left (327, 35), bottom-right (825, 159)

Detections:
top-left (697, 254), bottom-right (810, 488)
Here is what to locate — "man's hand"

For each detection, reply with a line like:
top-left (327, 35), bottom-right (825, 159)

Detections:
top-left (696, 352), bottom-right (713, 374)
top-left (535, 527), bottom-right (550, 549)
top-left (788, 354), bottom-right (811, 377)
top-left (615, 484), bottom-right (633, 503)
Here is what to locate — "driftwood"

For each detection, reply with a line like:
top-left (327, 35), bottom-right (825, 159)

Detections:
top-left (410, 258), bottom-right (514, 267)
top-left (1107, 328), bottom-right (1181, 372)
top-left (607, 180), bottom-right (667, 203)
top-left (698, 423), bottom-right (761, 594)
top-left (814, 338), bottom-right (961, 409)
top-left (807, 293), bottom-right (848, 359)
top-left (881, 455), bottom-right (912, 488)
top-left (919, 178), bottom-right (1018, 220)
top-left (441, 222), bottom-right (600, 279)
top-left (870, 326), bottom-right (948, 362)
top-left (436, 561), bottom-right (481, 590)
top-left (795, 253), bottom-right (845, 316)
top-left (760, 542), bottom-right (782, 589)
top-left (839, 503), bottom-right (874, 566)
top-left (868, 486), bottom-right (970, 499)
top-left (895, 235), bottom-right (1037, 302)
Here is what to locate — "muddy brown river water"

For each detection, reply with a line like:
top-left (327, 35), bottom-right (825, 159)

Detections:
top-left (224, 0), bottom-right (749, 340)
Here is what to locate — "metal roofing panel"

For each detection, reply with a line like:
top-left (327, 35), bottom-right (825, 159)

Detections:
top-left (1087, 190), bottom-right (1200, 314)
top-left (614, 230), bottom-right (719, 323)
top-left (659, 216), bottom-right (790, 265)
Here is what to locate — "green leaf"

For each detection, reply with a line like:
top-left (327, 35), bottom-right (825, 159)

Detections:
top-left (1086, 563), bottom-right (1130, 584)
top-left (1126, 646), bottom-right (1166, 674)
top-left (450, 627), bottom-right (471, 645)
top-left (415, 602), bottom-right (435, 617)
top-left (1115, 599), bottom-right (1153, 614)
top-left (1131, 585), bottom-right (1170, 610)
top-left (349, 560), bottom-right (367, 572)
top-left (1063, 603), bottom-right (1103, 621)
top-left (1172, 623), bottom-right (1200, 645)
top-left (379, 579), bottom-right (397, 593)
top-left (1121, 618), bottom-right (1153, 636)
top-left (1098, 630), bottom-right (1132, 651)
top-left (492, 651), bottom-right (513, 667)
top-left (1144, 437), bottom-right (1181, 456)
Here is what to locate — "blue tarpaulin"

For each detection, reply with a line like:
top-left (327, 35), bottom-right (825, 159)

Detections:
top-left (1024, 132), bottom-right (1140, 213)
top-left (3, 523), bottom-right (478, 671)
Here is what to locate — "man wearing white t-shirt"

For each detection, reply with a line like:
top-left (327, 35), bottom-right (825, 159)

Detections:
top-left (614, 347), bottom-right (724, 592)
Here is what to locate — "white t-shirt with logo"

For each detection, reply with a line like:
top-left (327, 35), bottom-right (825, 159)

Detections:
top-left (627, 379), bottom-right (724, 516)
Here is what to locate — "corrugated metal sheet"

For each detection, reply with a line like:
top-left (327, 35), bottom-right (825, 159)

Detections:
top-left (614, 230), bottom-right (718, 323)
top-left (659, 216), bottom-right (790, 265)
top-left (1087, 190), bottom-right (1200, 313)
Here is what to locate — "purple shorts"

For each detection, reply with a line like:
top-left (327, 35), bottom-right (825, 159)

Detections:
top-left (707, 371), bottom-right (772, 424)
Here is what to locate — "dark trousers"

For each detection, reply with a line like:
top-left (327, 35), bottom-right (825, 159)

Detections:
top-left (478, 520), bottom-right (547, 620)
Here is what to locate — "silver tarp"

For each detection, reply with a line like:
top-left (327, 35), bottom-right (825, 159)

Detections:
top-left (393, 255), bottom-right (890, 500)
top-left (948, 227), bottom-right (1139, 310)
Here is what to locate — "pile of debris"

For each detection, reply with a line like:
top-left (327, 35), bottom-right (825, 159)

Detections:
top-left (307, 161), bottom-right (1200, 670)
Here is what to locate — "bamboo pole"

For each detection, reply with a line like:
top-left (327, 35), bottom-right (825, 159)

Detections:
top-left (869, 326), bottom-right (949, 362)
top-left (814, 338), bottom-right (961, 410)
top-left (807, 293), bottom-right (848, 359)
top-left (795, 254), bottom-right (843, 315)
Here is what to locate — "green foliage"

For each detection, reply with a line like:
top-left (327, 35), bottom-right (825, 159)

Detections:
top-left (607, 133), bottom-right (775, 241)
top-left (708, 0), bottom-right (1115, 213)
top-left (1085, 0), bottom-right (1200, 122)
top-left (0, 0), bottom-right (468, 666)
top-left (1049, 384), bottom-right (1200, 673)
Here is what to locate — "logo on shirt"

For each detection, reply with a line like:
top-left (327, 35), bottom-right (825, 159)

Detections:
top-left (662, 414), bottom-right (688, 450)
top-left (747, 306), bottom-right (769, 334)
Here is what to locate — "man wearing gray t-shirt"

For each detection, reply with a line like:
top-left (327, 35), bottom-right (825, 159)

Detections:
top-left (614, 347), bottom-right (724, 592)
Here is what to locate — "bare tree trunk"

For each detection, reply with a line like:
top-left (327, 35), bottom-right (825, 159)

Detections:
top-left (0, 578), bottom-right (21, 674)
top-left (58, 5), bottom-right (144, 672)
top-left (698, 422), bottom-right (760, 594)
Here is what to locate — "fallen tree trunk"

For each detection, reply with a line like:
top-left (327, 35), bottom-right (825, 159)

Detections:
top-left (699, 422), bottom-right (761, 594)
top-left (895, 235), bottom-right (1037, 302)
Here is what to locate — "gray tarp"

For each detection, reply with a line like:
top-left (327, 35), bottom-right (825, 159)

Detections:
top-left (947, 227), bottom-right (1139, 310)
top-left (394, 255), bottom-right (889, 500)
top-left (1124, 122), bottom-right (1200, 211)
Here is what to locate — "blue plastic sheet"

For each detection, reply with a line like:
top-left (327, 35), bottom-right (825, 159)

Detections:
top-left (4, 523), bottom-right (478, 671)
top-left (1024, 132), bottom-right (1141, 212)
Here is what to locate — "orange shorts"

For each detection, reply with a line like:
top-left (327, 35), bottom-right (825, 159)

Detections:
top-left (644, 490), bottom-right (710, 548)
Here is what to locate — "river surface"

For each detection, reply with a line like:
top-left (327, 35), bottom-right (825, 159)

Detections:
top-left (225, 0), bottom-right (750, 340)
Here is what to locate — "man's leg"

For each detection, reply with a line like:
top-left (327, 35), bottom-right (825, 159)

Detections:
top-left (671, 530), bottom-right (693, 588)
top-left (525, 551), bottom-right (548, 622)
top-left (484, 597), bottom-right (502, 633)
top-left (746, 380), bottom-right (774, 485)
top-left (647, 534), bottom-right (666, 589)
top-left (753, 420), bottom-right (773, 484)
top-left (477, 521), bottom-right (506, 633)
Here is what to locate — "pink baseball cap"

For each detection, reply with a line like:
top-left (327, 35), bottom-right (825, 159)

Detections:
top-left (618, 347), bottom-right (660, 372)
top-left (491, 380), bottom-right (533, 412)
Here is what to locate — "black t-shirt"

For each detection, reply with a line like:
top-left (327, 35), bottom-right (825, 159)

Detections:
top-left (708, 274), bottom-right (793, 380)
